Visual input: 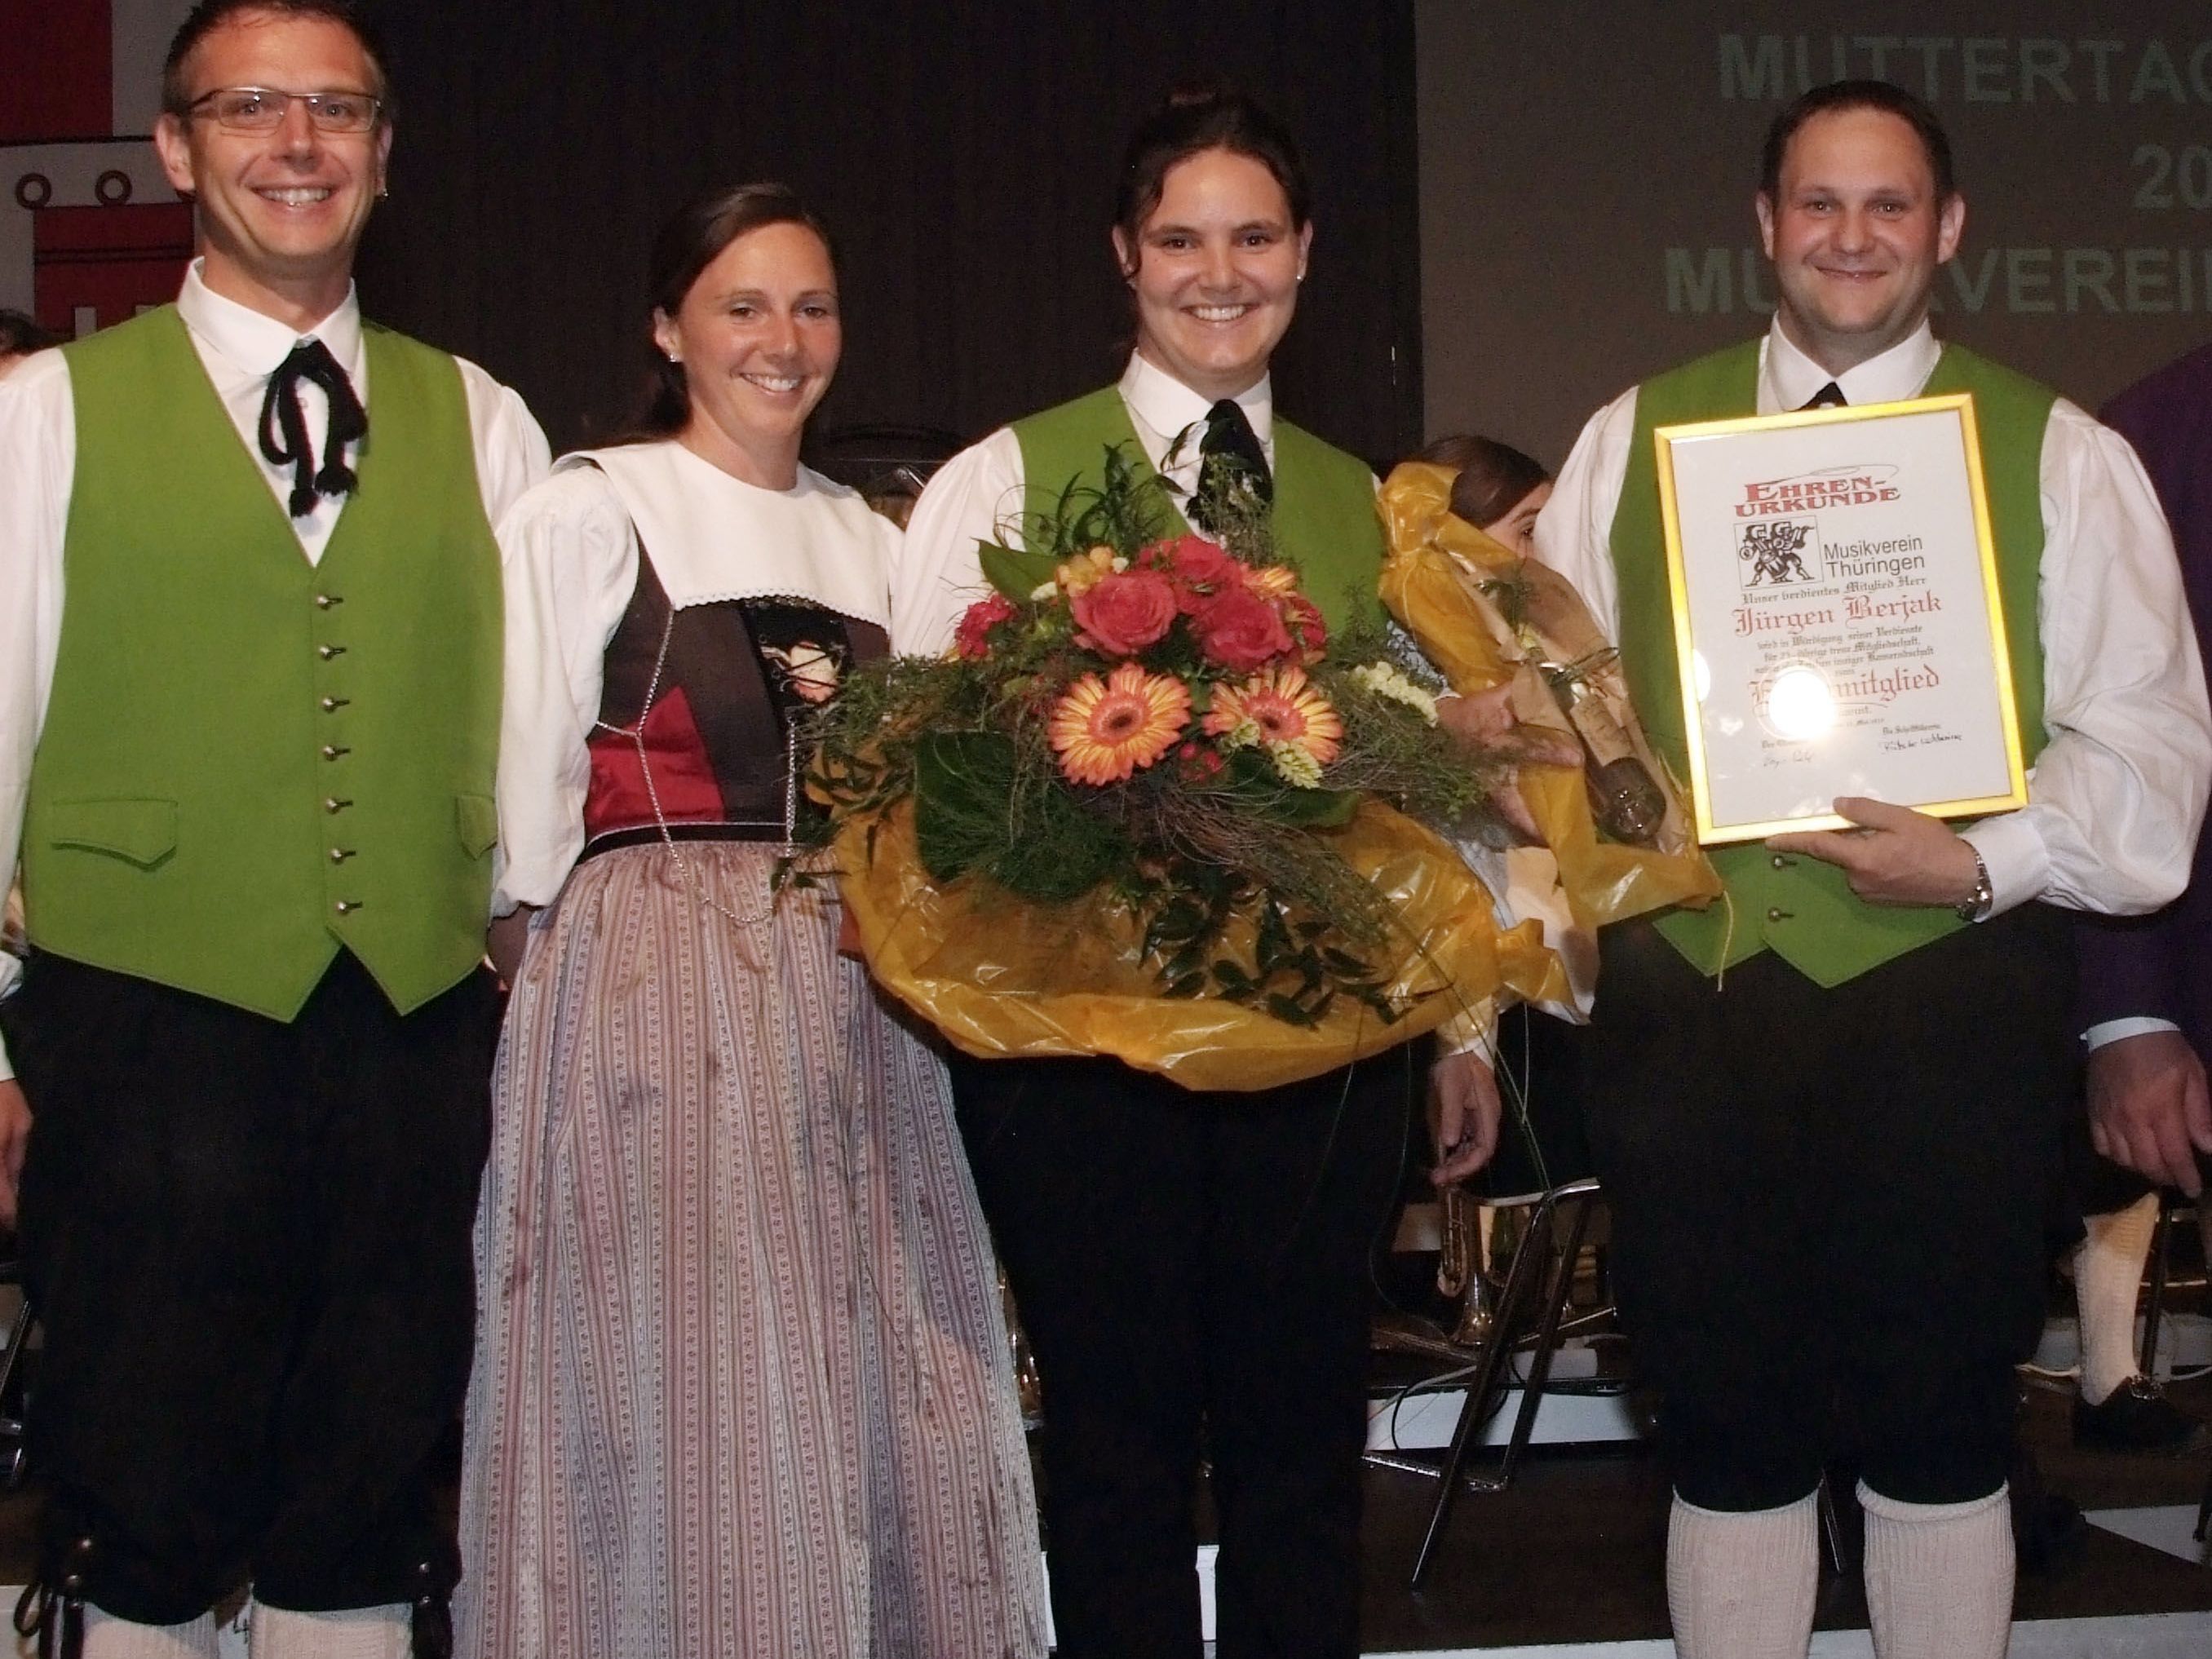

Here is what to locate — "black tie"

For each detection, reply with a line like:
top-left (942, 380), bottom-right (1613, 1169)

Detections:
top-left (1188, 398), bottom-right (1272, 535)
top-left (1800, 381), bottom-right (1847, 410)
top-left (259, 338), bottom-right (369, 517)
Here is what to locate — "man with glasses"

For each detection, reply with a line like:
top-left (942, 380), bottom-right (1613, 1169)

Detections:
top-left (0, 3), bottom-right (546, 1653)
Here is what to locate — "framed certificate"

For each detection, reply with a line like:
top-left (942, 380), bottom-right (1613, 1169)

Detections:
top-left (1654, 395), bottom-right (2028, 845)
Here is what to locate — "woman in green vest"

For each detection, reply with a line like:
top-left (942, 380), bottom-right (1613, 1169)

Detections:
top-left (894, 87), bottom-right (1407, 1659)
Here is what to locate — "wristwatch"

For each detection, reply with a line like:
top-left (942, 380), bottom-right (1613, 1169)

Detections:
top-left (1954, 846), bottom-right (1993, 922)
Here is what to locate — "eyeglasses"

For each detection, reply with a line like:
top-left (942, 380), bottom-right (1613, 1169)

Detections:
top-left (186, 86), bottom-right (383, 134)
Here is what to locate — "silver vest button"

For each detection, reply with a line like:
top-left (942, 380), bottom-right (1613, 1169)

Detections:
top-left (330, 847), bottom-right (355, 863)
top-left (1771, 853), bottom-right (1793, 869)
top-left (323, 797), bottom-right (352, 814)
top-left (315, 593), bottom-right (343, 609)
top-left (334, 899), bottom-right (362, 914)
top-left (320, 696), bottom-right (350, 712)
top-left (1766, 906), bottom-right (1791, 923)
top-left (321, 745), bottom-right (350, 761)
top-left (318, 644), bottom-right (347, 661)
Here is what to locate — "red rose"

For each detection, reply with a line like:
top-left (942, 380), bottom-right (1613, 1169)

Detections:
top-left (1279, 593), bottom-right (1328, 663)
top-left (1191, 586), bottom-right (1295, 672)
top-left (953, 593), bottom-right (1019, 660)
top-left (1071, 568), bottom-right (1179, 657)
top-left (1148, 534), bottom-right (1245, 613)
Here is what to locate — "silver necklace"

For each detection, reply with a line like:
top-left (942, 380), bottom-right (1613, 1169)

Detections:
top-left (590, 604), bottom-right (807, 931)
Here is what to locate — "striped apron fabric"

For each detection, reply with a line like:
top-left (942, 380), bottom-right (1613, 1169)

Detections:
top-left (458, 843), bottom-right (1046, 1657)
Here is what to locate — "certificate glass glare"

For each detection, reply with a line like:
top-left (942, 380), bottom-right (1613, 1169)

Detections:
top-left (1654, 395), bottom-right (2028, 845)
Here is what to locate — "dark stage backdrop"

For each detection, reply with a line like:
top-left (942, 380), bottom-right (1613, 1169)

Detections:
top-left (1420, 0), bottom-right (2212, 467)
top-left (352, 1), bottom-right (1422, 467)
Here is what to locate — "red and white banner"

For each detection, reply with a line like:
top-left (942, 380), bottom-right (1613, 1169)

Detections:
top-left (1, 0), bottom-right (195, 334)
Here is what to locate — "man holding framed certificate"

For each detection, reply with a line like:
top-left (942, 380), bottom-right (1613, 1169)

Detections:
top-left (1533, 80), bottom-right (2211, 1659)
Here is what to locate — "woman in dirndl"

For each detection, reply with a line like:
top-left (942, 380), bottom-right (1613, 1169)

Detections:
top-left (456, 181), bottom-right (1046, 1659)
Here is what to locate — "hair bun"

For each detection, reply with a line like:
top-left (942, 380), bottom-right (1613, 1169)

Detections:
top-left (1113, 83), bottom-right (1311, 246)
top-left (1162, 77), bottom-right (1237, 111)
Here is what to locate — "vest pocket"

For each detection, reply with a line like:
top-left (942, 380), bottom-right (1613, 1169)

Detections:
top-left (43, 798), bottom-right (178, 869)
top-left (456, 793), bottom-right (498, 858)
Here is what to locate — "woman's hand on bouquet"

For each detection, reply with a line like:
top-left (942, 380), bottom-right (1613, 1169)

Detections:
top-left (1437, 683), bottom-right (1580, 763)
top-left (1429, 1049), bottom-right (1502, 1186)
top-left (1436, 684), bottom-right (1582, 841)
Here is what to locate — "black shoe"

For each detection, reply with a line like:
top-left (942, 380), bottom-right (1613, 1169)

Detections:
top-left (2073, 1377), bottom-right (2212, 1454)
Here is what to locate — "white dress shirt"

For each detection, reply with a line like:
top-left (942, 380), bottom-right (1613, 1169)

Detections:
top-left (0, 262), bottom-right (551, 1078)
top-left (891, 354), bottom-right (1534, 1055)
top-left (1532, 319), bottom-right (2212, 1040)
top-left (493, 446), bottom-right (899, 914)
top-left (891, 352), bottom-right (1274, 656)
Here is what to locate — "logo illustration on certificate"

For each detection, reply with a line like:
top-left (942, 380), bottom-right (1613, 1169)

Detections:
top-left (1736, 517), bottom-right (1820, 586)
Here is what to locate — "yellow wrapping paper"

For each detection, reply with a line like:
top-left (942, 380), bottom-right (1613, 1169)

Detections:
top-left (835, 796), bottom-right (1559, 1093)
top-left (1378, 462), bottom-right (1721, 933)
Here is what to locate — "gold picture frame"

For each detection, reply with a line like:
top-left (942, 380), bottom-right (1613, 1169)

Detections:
top-left (1653, 393), bottom-right (2029, 845)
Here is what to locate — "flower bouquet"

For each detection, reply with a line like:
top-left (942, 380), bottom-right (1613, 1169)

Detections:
top-left (806, 446), bottom-right (1559, 1091)
top-left (1377, 462), bottom-right (1720, 1006)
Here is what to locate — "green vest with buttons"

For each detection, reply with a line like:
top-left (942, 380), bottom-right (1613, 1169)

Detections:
top-left (23, 304), bottom-right (502, 1021)
top-left (1608, 338), bottom-right (2054, 987)
top-left (1012, 385), bottom-right (1387, 636)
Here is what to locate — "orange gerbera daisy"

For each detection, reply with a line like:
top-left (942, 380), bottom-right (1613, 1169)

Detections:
top-left (1050, 662), bottom-right (1192, 785)
top-left (1203, 664), bottom-right (1343, 766)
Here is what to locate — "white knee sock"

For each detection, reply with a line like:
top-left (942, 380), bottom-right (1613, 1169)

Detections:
top-left (82, 1610), bottom-right (219, 1659)
top-left (248, 1602), bottom-right (410, 1659)
top-left (1859, 1482), bottom-right (2013, 1659)
top-left (2076, 1192), bottom-right (2158, 1404)
top-left (1665, 1489), bottom-right (1818, 1659)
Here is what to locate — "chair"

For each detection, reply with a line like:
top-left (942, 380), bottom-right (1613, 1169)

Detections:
top-left (2135, 1191), bottom-right (2204, 1380)
top-left (1396, 1175), bottom-right (1613, 1587)
top-left (2138, 1193), bottom-right (2212, 1559)
top-left (0, 1239), bottom-right (33, 1489)
top-left (804, 422), bottom-right (965, 521)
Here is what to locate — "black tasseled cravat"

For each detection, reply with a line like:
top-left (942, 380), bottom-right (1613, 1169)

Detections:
top-left (258, 338), bottom-right (369, 517)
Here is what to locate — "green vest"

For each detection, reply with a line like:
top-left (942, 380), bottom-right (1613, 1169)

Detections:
top-left (1608, 338), bottom-right (2054, 986)
top-left (24, 304), bottom-right (504, 1020)
top-left (1011, 385), bottom-right (1387, 635)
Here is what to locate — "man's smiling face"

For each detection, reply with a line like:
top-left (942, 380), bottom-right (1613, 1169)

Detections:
top-left (153, 7), bottom-right (391, 322)
top-left (1756, 104), bottom-right (1963, 375)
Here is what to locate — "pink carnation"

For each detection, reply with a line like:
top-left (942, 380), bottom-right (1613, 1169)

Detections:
top-left (953, 593), bottom-right (1019, 660)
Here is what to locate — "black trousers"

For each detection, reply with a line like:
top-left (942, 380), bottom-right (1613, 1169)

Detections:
top-left (950, 1048), bottom-right (1410, 1659)
top-left (2, 949), bottom-right (496, 1623)
top-left (1581, 907), bottom-right (2074, 1512)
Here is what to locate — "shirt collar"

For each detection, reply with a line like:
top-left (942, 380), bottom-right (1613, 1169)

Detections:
top-left (1759, 316), bottom-right (1940, 413)
top-left (176, 259), bottom-right (365, 382)
top-left (1118, 351), bottom-right (1273, 460)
